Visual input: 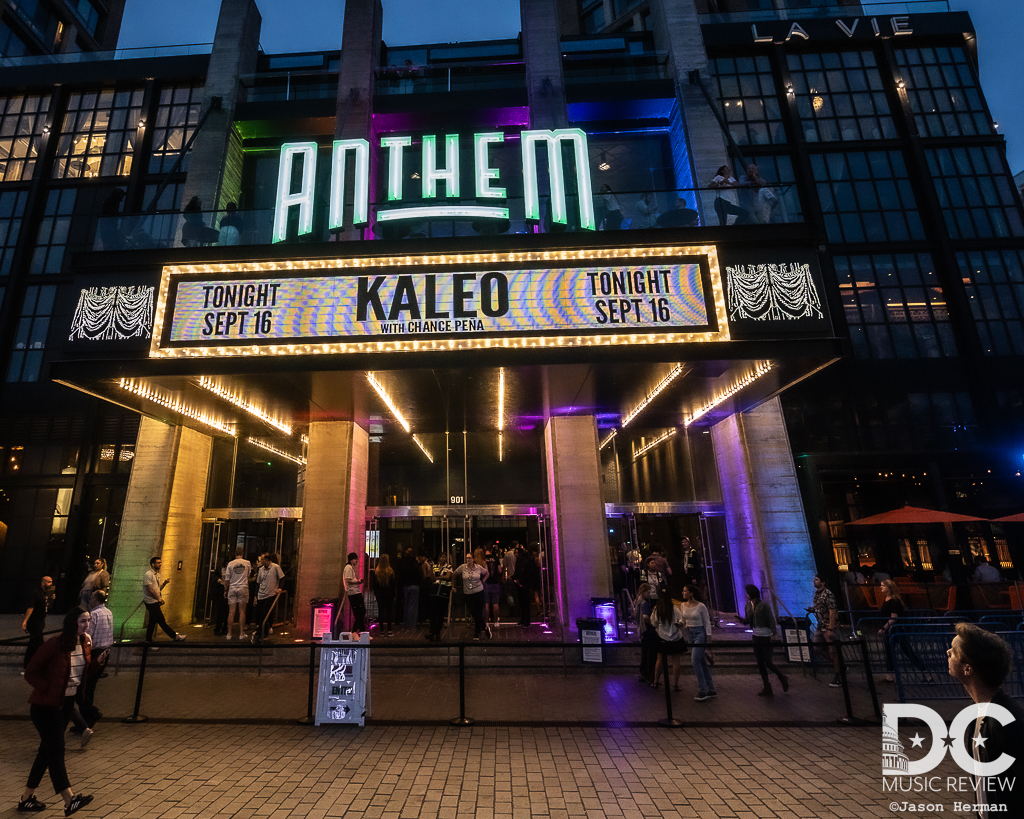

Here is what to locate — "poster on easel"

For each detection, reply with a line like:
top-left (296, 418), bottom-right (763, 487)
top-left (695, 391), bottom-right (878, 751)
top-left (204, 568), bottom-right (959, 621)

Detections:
top-left (315, 632), bottom-right (371, 726)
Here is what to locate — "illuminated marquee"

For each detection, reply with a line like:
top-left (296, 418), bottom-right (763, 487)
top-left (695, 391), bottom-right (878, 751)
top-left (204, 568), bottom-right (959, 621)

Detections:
top-left (150, 245), bottom-right (730, 358)
top-left (273, 129), bottom-right (596, 242)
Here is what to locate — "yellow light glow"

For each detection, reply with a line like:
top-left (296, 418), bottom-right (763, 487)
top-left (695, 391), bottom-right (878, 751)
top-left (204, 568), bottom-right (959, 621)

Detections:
top-left (119, 378), bottom-right (236, 436)
top-left (599, 429), bottom-right (617, 450)
top-left (632, 428), bottom-right (676, 462)
top-left (247, 437), bottom-right (306, 466)
top-left (682, 362), bottom-right (773, 427)
top-left (412, 434), bottom-right (434, 463)
top-left (498, 367), bottom-right (505, 430)
top-left (197, 377), bottom-right (292, 434)
top-left (622, 364), bottom-right (685, 428)
top-left (366, 372), bottom-right (410, 432)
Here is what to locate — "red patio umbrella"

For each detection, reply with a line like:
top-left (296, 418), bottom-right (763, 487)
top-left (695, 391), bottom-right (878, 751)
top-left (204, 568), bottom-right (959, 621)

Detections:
top-left (846, 505), bottom-right (986, 526)
top-left (989, 513), bottom-right (1024, 523)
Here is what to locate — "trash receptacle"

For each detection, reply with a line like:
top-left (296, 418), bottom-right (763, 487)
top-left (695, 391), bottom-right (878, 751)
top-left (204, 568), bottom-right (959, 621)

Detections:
top-left (311, 597), bottom-right (338, 640)
top-left (778, 616), bottom-right (812, 662)
top-left (590, 597), bottom-right (619, 641)
top-left (576, 617), bottom-right (606, 664)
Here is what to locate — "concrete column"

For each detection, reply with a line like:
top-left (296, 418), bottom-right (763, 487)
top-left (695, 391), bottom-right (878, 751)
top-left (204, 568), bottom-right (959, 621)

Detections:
top-left (109, 417), bottom-right (213, 636)
top-left (296, 421), bottom-right (369, 636)
top-left (544, 415), bottom-right (611, 631)
top-left (180, 0), bottom-right (262, 221)
top-left (521, 0), bottom-right (569, 129)
top-left (711, 397), bottom-right (816, 616)
top-left (647, 0), bottom-right (731, 216)
top-left (334, 0), bottom-right (383, 240)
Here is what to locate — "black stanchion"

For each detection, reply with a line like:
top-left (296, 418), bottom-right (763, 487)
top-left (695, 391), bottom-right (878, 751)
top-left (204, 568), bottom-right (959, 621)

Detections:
top-left (297, 641), bottom-right (317, 725)
top-left (835, 638), bottom-right (870, 726)
top-left (122, 642), bottom-right (150, 724)
top-left (450, 643), bottom-right (474, 726)
top-left (657, 648), bottom-right (683, 728)
top-left (859, 637), bottom-right (882, 722)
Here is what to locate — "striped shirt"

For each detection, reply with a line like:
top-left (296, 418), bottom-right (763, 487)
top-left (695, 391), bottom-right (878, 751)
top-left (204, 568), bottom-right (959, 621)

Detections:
top-left (66, 644), bottom-right (86, 696)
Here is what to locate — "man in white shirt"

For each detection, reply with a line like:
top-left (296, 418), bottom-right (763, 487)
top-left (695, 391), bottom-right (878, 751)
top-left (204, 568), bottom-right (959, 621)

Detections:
top-left (224, 545), bottom-right (252, 640)
top-left (143, 556), bottom-right (185, 643)
top-left (254, 553), bottom-right (285, 643)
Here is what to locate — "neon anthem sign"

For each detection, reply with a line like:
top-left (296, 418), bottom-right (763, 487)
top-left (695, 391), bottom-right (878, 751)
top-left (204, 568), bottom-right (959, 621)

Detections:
top-left (272, 129), bottom-right (596, 242)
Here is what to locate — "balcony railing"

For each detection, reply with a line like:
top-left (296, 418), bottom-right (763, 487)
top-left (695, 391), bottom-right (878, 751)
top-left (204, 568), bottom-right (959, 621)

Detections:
top-left (698, 0), bottom-right (950, 24)
top-left (89, 185), bottom-right (802, 252)
top-left (562, 54), bottom-right (670, 86)
top-left (0, 43), bottom-right (213, 69)
top-left (373, 62), bottom-right (526, 96)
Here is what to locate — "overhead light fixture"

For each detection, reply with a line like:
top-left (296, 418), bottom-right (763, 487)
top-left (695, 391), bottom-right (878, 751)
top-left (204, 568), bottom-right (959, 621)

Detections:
top-left (598, 162), bottom-right (610, 171)
top-left (197, 376), bottom-right (292, 434)
top-left (599, 429), bottom-right (617, 450)
top-left (632, 428), bottom-right (676, 462)
top-left (366, 372), bottom-right (410, 432)
top-left (247, 437), bottom-right (306, 465)
top-left (622, 364), bottom-right (685, 428)
top-left (119, 378), bottom-right (236, 436)
top-left (682, 362), bottom-right (773, 427)
top-left (412, 434), bottom-right (433, 463)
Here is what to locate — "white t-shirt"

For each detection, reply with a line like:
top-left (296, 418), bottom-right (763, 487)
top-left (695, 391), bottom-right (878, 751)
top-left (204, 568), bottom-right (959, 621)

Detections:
top-left (257, 563), bottom-right (285, 600)
top-left (67, 643), bottom-right (86, 696)
top-left (344, 563), bottom-right (362, 596)
top-left (651, 603), bottom-right (684, 642)
top-left (142, 569), bottom-right (161, 604)
top-left (712, 174), bottom-right (739, 205)
top-left (224, 558), bottom-right (252, 589)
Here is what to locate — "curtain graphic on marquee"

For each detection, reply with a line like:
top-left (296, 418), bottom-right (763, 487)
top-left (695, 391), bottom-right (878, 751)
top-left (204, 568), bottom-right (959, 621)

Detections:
top-left (69, 286), bottom-right (155, 340)
top-left (724, 263), bottom-right (823, 322)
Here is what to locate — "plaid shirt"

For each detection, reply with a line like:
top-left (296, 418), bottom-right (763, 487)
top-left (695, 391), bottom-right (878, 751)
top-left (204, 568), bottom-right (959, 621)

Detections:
top-left (87, 604), bottom-right (114, 649)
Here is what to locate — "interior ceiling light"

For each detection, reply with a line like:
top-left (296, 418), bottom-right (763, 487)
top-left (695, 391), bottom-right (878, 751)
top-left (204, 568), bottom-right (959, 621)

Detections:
top-left (599, 429), bottom-right (617, 450)
top-left (682, 362), bottom-right (773, 428)
top-left (197, 376), bottom-right (292, 434)
top-left (621, 364), bottom-right (685, 428)
top-left (366, 372), bottom-right (410, 432)
top-left (119, 378), bottom-right (236, 436)
top-left (247, 437), bottom-right (306, 466)
top-left (632, 428), bottom-right (676, 462)
top-left (598, 162), bottom-right (610, 171)
top-left (498, 367), bottom-right (505, 430)
top-left (412, 433), bottom-right (434, 463)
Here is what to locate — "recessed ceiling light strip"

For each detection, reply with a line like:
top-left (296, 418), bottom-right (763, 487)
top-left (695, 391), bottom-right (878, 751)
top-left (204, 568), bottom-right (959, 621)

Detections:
top-left (412, 434), bottom-right (434, 463)
top-left (632, 428), bottom-right (676, 462)
top-left (366, 372), bottom-right (410, 432)
top-left (247, 437), bottom-right (306, 466)
top-left (621, 364), bottom-right (685, 428)
top-left (119, 378), bottom-right (236, 436)
top-left (683, 362), bottom-right (773, 427)
top-left (197, 376), bottom-right (292, 434)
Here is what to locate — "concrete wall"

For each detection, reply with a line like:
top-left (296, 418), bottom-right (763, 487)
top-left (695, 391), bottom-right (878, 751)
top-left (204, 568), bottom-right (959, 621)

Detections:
top-left (711, 397), bottom-right (817, 616)
top-left (296, 421), bottom-right (369, 635)
top-left (544, 415), bottom-right (612, 631)
top-left (109, 417), bottom-right (212, 637)
top-left (522, 0), bottom-right (569, 129)
top-left (180, 0), bottom-right (262, 225)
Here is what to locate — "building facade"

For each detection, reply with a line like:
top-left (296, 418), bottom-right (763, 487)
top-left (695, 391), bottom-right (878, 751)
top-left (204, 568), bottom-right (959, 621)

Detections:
top-left (0, 0), bottom-right (1020, 634)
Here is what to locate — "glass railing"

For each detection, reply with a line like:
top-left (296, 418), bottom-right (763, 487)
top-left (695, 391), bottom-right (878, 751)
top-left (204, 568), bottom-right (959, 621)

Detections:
top-left (698, 0), bottom-right (949, 23)
top-left (0, 43), bottom-right (213, 69)
top-left (89, 185), bottom-right (802, 251)
top-left (374, 62), bottom-right (526, 96)
top-left (241, 73), bottom-right (340, 103)
top-left (562, 54), bottom-right (669, 86)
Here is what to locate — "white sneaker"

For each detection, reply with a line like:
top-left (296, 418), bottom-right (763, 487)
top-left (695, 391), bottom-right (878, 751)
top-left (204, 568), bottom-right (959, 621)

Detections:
top-left (226, 634), bottom-right (233, 640)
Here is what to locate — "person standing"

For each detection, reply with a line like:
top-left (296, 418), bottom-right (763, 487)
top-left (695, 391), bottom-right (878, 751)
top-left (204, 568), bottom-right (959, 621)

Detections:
top-left (599, 184), bottom-right (623, 230)
top-left (513, 546), bottom-right (537, 628)
top-left (22, 576), bottom-right (54, 669)
top-left (453, 551), bottom-right (489, 639)
top-left (426, 554), bottom-right (454, 642)
top-left (681, 584), bottom-right (716, 702)
top-left (484, 547), bottom-right (501, 625)
top-left (649, 587), bottom-right (686, 690)
top-left (253, 554), bottom-right (284, 643)
top-left (946, 623), bottom-right (1024, 818)
top-left (807, 574), bottom-right (841, 687)
top-left (373, 554), bottom-right (397, 637)
top-left (632, 583), bottom-right (658, 685)
top-left (397, 547), bottom-right (420, 632)
top-left (18, 607), bottom-right (94, 815)
top-left (709, 163), bottom-right (751, 226)
top-left (78, 559), bottom-right (109, 609)
top-left (81, 591), bottom-right (113, 726)
top-left (143, 557), bottom-right (185, 643)
top-left (343, 552), bottom-right (366, 633)
top-left (740, 584), bottom-right (788, 696)
top-left (223, 546), bottom-right (252, 640)
top-left (501, 543), bottom-right (518, 615)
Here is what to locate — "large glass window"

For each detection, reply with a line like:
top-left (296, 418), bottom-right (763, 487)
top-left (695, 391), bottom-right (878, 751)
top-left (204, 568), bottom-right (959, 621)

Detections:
top-left (69, 0), bottom-right (100, 38)
top-left (53, 88), bottom-right (144, 179)
top-left (896, 46), bottom-right (993, 138)
top-left (787, 51), bottom-right (895, 142)
top-left (835, 253), bottom-right (956, 359)
top-left (148, 84), bottom-right (204, 173)
top-left (926, 146), bottom-right (1024, 240)
top-left (0, 20), bottom-right (31, 58)
top-left (0, 189), bottom-right (27, 275)
top-left (812, 150), bottom-right (923, 243)
top-left (30, 188), bottom-right (75, 275)
top-left (0, 94), bottom-right (49, 182)
top-left (709, 55), bottom-right (786, 146)
top-left (7, 284), bottom-right (55, 382)
top-left (957, 248), bottom-right (1024, 356)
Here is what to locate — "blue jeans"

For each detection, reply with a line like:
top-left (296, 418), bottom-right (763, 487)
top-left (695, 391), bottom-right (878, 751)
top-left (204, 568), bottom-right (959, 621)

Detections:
top-left (403, 585), bottom-right (420, 631)
top-left (687, 626), bottom-right (715, 695)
